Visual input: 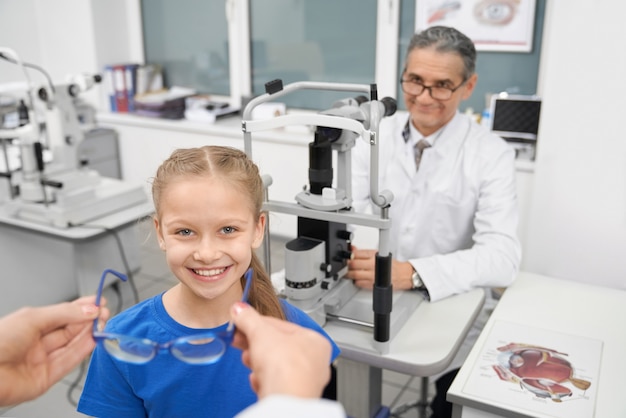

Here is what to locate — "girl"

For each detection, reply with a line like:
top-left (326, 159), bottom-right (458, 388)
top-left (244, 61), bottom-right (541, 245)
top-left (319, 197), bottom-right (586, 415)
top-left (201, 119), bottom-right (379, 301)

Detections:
top-left (78, 146), bottom-right (340, 418)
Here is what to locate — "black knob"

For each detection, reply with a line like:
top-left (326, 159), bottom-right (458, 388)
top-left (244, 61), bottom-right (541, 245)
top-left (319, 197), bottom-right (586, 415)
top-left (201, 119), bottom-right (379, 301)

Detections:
top-left (336, 250), bottom-right (352, 260)
top-left (336, 230), bottom-right (353, 240)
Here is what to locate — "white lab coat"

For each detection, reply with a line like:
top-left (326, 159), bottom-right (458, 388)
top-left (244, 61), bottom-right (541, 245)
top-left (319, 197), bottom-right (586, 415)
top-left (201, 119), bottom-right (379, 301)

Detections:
top-left (236, 395), bottom-right (346, 418)
top-left (351, 111), bottom-right (521, 376)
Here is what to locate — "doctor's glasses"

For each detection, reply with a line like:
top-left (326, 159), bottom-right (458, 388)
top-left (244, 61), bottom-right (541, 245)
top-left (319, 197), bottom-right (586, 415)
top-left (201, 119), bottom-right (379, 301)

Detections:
top-left (92, 268), bottom-right (253, 365)
top-left (400, 77), bottom-right (467, 101)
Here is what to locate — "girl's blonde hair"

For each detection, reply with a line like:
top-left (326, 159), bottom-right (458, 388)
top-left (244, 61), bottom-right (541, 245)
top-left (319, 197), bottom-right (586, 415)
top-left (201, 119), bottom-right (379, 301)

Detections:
top-left (152, 145), bottom-right (285, 320)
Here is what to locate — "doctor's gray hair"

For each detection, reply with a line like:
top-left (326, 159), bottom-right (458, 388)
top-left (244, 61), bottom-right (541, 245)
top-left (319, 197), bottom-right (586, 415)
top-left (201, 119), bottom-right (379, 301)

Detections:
top-left (406, 26), bottom-right (476, 81)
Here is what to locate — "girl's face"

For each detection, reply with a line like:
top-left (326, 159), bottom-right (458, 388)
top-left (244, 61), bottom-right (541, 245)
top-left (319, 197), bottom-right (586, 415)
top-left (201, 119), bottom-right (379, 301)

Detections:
top-left (154, 175), bottom-right (265, 304)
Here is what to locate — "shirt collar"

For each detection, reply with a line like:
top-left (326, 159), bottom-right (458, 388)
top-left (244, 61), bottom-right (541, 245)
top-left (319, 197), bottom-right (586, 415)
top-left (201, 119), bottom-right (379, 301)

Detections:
top-left (402, 118), bottom-right (443, 147)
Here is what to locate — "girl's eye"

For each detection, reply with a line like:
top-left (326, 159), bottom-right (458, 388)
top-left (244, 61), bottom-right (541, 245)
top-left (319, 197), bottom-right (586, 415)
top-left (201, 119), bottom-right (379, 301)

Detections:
top-left (222, 226), bottom-right (236, 234)
top-left (177, 229), bottom-right (192, 236)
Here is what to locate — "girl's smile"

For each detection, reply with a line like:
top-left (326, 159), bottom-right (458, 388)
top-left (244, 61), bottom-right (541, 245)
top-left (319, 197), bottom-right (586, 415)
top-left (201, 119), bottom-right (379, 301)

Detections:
top-left (188, 265), bottom-right (231, 282)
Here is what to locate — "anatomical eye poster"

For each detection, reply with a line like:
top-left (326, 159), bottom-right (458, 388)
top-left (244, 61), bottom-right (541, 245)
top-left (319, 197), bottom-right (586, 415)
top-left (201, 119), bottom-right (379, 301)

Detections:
top-left (463, 320), bottom-right (602, 418)
top-left (416, 0), bottom-right (537, 52)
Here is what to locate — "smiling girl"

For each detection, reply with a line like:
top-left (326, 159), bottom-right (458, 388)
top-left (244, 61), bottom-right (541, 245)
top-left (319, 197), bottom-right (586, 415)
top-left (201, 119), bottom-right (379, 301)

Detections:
top-left (78, 146), bottom-right (340, 418)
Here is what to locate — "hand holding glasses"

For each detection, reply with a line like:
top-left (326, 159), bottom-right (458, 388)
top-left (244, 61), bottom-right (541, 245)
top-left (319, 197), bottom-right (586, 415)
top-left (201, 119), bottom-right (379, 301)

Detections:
top-left (92, 268), bottom-right (253, 365)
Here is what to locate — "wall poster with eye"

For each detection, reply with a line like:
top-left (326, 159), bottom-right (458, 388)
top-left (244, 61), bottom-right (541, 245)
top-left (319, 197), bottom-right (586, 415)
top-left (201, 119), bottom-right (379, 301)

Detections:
top-left (416, 0), bottom-right (537, 52)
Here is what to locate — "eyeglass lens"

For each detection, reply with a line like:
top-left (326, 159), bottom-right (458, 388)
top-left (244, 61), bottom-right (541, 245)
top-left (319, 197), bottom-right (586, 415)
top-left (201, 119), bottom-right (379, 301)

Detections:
top-left (94, 268), bottom-right (253, 365)
top-left (402, 81), bottom-right (453, 100)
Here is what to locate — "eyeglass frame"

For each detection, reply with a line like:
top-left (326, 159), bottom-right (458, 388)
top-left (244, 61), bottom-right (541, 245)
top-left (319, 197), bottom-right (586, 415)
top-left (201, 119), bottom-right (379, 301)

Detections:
top-left (92, 267), bottom-right (253, 365)
top-left (399, 75), bottom-right (467, 101)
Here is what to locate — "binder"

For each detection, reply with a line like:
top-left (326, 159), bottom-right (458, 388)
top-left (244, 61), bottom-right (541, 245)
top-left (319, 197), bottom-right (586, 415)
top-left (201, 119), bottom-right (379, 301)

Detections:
top-left (103, 65), bottom-right (117, 112)
top-left (135, 64), bottom-right (163, 97)
top-left (113, 64), bottom-right (128, 112)
top-left (124, 64), bottom-right (139, 112)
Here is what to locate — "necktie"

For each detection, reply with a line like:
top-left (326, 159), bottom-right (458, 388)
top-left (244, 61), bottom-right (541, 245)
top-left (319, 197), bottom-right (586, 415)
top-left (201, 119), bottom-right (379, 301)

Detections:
top-left (414, 139), bottom-right (430, 171)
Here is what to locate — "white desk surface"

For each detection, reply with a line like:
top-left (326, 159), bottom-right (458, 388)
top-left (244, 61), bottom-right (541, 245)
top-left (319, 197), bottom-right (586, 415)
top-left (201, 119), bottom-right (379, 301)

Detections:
top-left (324, 288), bottom-right (485, 377)
top-left (448, 271), bottom-right (626, 418)
top-left (0, 201), bottom-right (154, 239)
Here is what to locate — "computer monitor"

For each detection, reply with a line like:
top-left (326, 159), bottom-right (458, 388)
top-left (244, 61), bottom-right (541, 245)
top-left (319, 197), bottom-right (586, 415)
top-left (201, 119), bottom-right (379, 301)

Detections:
top-left (489, 94), bottom-right (542, 160)
top-left (489, 94), bottom-right (542, 143)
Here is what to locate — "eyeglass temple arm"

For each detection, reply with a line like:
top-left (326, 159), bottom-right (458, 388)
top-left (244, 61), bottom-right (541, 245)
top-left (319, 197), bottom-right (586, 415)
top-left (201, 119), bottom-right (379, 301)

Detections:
top-left (226, 268), bottom-right (253, 333)
top-left (95, 269), bottom-right (128, 307)
top-left (241, 268), bottom-right (252, 302)
top-left (92, 269), bottom-right (128, 335)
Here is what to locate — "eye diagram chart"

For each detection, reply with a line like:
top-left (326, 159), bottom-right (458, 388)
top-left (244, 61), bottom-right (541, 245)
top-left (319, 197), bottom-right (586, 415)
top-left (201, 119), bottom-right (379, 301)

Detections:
top-left (416, 0), bottom-right (537, 52)
top-left (463, 320), bottom-right (602, 418)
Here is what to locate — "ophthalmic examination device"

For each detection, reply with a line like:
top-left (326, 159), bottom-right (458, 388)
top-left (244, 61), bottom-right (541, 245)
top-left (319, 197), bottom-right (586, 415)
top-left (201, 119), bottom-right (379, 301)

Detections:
top-left (242, 79), bottom-right (424, 353)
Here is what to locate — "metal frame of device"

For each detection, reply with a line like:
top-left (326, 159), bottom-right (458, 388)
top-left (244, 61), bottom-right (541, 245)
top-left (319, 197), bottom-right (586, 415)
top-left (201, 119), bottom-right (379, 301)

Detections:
top-left (242, 80), bottom-right (423, 353)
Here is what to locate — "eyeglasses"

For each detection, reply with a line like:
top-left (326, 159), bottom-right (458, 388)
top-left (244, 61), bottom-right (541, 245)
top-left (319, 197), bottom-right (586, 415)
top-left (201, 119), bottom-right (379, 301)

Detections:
top-left (92, 268), bottom-right (253, 365)
top-left (400, 77), bottom-right (466, 100)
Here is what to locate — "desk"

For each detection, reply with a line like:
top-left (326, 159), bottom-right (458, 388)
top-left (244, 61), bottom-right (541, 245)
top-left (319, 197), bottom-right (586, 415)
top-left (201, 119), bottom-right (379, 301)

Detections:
top-left (0, 202), bottom-right (154, 316)
top-left (324, 288), bottom-right (485, 418)
top-left (448, 272), bottom-right (626, 418)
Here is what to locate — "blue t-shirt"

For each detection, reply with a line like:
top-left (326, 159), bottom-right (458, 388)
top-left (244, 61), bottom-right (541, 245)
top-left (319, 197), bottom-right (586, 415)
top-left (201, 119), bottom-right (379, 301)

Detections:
top-left (77, 295), bottom-right (340, 418)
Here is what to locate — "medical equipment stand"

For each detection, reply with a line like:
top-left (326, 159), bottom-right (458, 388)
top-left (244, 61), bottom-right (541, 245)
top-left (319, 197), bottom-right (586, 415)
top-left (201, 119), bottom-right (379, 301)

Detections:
top-left (242, 79), bottom-right (396, 354)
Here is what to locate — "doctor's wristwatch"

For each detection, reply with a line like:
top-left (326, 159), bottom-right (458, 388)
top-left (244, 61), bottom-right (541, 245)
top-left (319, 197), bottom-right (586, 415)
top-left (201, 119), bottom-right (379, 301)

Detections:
top-left (411, 267), bottom-right (426, 291)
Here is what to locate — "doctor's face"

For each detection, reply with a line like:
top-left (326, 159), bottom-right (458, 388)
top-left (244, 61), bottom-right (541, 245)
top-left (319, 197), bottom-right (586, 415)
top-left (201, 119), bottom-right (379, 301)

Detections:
top-left (402, 47), bottom-right (477, 137)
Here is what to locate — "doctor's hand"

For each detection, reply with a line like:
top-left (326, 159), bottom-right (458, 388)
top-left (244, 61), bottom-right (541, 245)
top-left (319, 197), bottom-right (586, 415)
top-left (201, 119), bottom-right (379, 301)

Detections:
top-left (0, 296), bottom-right (109, 407)
top-left (230, 302), bottom-right (331, 400)
top-left (346, 246), bottom-right (414, 290)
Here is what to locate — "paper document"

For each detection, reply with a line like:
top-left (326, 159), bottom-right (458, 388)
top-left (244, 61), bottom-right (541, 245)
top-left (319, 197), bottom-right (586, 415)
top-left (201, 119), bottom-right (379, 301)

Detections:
top-left (463, 320), bottom-right (602, 418)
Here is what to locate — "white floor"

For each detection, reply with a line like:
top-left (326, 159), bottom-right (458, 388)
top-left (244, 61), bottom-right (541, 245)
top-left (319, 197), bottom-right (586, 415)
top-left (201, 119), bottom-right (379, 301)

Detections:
top-left (0, 219), bottom-right (434, 418)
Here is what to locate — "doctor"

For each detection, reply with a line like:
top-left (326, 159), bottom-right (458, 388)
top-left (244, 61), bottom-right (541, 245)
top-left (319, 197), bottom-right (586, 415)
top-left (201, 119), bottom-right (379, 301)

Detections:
top-left (347, 26), bottom-right (521, 418)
